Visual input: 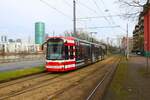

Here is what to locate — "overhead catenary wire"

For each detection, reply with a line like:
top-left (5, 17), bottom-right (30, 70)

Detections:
top-left (63, 0), bottom-right (72, 8)
top-left (77, 25), bottom-right (120, 29)
top-left (76, 1), bottom-right (100, 29)
top-left (77, 0), bottom-right (115, 31)
top-left (77, 1), bottom-right (98, 14)
top-left (76, 13), bottom-right (139, 19)
top-left (99, 0), bottom-right (105, 6)
top-left (91, 0), bottom-right (112, 24)
top-left (99, 0), bottom-right (116, 24)
top-left (40, 0), bottom-right (123, 34)
top-left (40, 0), bottom-right (72, 19)
top-left (77, 0), bottom-right (124, 37)
top-left (40, 0), bottom-right (87, 29)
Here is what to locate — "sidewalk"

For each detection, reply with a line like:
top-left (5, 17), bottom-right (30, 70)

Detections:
top-left (103, 56), bottom-right (150, 100)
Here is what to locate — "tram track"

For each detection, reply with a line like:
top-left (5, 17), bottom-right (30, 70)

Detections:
top-left (0, 72), bottom-right (49, 88)
top-left (46, 56), bottom-right (120, 99)
top-left (86, 57), bottom-right (121, 100)
top-left (0, 73), bottom-right (61, 100)
top-left (0, 56), bottom-right (118, 100)
top-left (0, 75), bottom-right (62, 100)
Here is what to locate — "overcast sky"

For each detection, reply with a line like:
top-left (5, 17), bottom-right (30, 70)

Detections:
top-left (0, 0), bottom-right (146, 44)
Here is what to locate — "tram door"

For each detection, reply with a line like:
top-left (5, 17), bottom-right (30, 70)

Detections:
top-left (69, 46), bottom-right (75, 60)
top-left (91, 45), bottom-right (96, 63)
top-left (64, 42), bottom-right (75, 60)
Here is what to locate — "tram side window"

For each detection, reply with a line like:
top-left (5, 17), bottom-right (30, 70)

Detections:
top-left (85, 45), bottom-right (89, 58)
top-left (76, 46), bottom-right (80, 60)
top-left (87, 46), bottom-right (91, 58)
top-left (100, 48), bottom-right (102, 56)
top-left (65, 46), bottom-right (69, 59)
top-left (95, 47), bottom-right (99, 58)
top-left (79, 45), bottom-right (83, 59)
top-left (70, 46), bottom-right (74, 59)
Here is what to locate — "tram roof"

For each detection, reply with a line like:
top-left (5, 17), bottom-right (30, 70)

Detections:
top-left (47, 36), bottom-right (106, 47)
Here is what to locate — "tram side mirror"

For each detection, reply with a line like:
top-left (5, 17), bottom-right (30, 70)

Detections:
top-left (41, 45), bottom-right (44, 51)
top-left (41, 42), bottom-right (47, 50)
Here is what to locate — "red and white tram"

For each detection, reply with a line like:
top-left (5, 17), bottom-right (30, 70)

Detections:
top-left (42, 36), bottom-right (106, 72)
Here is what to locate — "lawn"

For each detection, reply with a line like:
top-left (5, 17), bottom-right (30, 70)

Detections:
top-left (0, 66), bottom-right (45, 82)
top-left (103, 56), bottom-right (129, 100)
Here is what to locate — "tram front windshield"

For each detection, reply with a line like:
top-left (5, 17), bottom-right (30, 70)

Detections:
top-left (47, 38), bottom-right (64, 60)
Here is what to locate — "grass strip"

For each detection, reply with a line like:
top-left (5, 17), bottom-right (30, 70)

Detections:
top-left (0, 66), bottom-right (45, 82)
top-left (104, 56), bottom-right (129, 100)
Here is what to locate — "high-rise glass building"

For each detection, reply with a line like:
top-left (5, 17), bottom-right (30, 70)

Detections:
top-left (35, 22), bottom-right (45, 44)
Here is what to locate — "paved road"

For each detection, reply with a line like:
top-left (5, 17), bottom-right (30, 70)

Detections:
top-left (0, 59), bottom-right (45, 72)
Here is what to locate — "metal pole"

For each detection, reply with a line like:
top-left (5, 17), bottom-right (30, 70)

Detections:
top-left (73, 0), bottom-right (76, 35)
top-left (146, 50), bottom-right (149, 73)
top-left (107, 37), bottom-right (109, 54)
top-left (53, 31), bottom-right (55, 37)
top-left (90, 32), bottom-right (97, 42)
top-left (91, 33), bottom-right (93, 42)
top-left (126, 23), bottom-right (129, 60)
top-left (146, 31), bottom-right (149, 73)
top-left (146, 8), bottom-right (149, 73)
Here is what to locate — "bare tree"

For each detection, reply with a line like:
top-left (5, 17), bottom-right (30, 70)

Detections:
top-left (117, 0), bottom-right (147, 20)
top-left (119, 0), bottom-right (145, 7)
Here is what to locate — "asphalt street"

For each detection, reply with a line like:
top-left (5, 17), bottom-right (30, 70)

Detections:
top-left (0, 59), bottom-right (45, 72)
